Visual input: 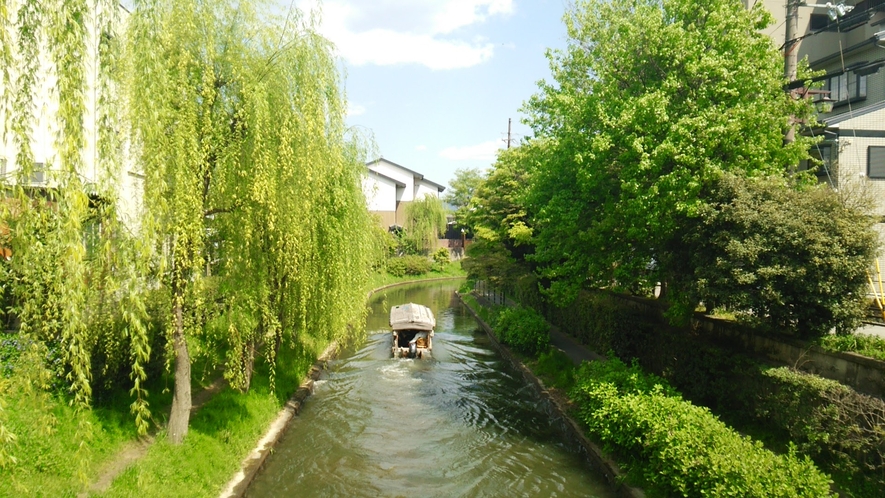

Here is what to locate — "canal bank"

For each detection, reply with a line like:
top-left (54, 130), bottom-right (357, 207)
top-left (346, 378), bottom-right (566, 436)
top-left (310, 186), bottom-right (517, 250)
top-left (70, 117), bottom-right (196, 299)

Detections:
top-left (220, 277), bottom-right (467, 498)
top-left (234, 279), bottom-right (623, 497)
top-left (457, 292), bottom-right (644, 498)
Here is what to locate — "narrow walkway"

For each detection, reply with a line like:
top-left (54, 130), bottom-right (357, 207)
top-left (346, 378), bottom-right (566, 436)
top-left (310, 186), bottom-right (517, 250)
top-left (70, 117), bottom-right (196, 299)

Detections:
top-left (81, 376), bottom-right (228, 497)
top-left (472, 291), bottom-right (604, 366)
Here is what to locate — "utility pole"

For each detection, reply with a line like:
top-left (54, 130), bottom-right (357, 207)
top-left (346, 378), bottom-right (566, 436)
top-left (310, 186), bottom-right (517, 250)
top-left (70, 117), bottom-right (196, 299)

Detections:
top-left (507, 118), bottom-right (512, 149)
top-left (784, 0), bottom-right (799, 144)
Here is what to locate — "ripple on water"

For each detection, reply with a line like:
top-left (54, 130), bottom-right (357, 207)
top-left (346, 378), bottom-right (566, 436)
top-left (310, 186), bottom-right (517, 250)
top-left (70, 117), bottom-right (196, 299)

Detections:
top-left (246, 282), bottom-right (616, 498)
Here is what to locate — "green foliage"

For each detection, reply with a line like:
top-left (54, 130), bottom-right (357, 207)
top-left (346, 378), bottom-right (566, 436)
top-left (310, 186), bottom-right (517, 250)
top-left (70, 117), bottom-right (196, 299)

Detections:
top-left (444, 167), bottom-right (486, 224)
top-left (523, 0), bottom-right (816, 303)
top-left (402, 195), bottom-right (447, 254)
top-left (494, 305), bottom-right (550, 356)
top-left (571, 358), bottom-right (833, 497)
top-left (662, 173), bottom-right (878, 336)
top-left (533, 348), bottom-right (576, 390)
top-left (816, 333), bottom-right (885, 361)
top-left (386, 255), bottom-right (432, 277)
top-left (547, 291), bottom-right (663, 362)
top-left (431, 247), bottom-right (450, 272)
top-left (122, 0), bottom-right (377, 437)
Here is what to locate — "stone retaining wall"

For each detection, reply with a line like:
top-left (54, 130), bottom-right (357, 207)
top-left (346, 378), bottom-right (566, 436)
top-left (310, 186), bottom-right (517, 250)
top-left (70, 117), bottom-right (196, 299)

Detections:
top-left (612, 293), bottom-right (885, 399)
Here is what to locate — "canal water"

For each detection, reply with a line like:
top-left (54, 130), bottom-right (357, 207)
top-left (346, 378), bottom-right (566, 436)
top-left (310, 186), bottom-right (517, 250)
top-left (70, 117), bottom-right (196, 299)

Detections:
top-left (246, 280), bottom-right (615, 498)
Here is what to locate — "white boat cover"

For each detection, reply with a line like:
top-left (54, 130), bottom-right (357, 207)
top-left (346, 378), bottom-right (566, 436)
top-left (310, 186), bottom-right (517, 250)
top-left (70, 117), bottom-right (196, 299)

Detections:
top-left (389, 303), bottom-right (436, 331)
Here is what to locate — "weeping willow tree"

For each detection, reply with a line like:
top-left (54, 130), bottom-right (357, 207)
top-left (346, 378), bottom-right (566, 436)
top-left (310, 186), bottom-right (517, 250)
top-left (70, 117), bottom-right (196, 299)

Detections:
top-left (402, 195), bottom-right (447, 254)
top-left (123, 0), bottom-right (377, 443)
top-left (0, 0), bottom-right (153, 473)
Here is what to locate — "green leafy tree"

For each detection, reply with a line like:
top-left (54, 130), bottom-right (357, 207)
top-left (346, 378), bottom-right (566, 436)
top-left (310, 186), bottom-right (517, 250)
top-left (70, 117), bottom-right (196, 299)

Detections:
top-left (444, 167), bottom-right (486, 225)
top-left (124, 0), bottom-right (376, 443)
top-left (402, 195), bottom-right (447, 255)
top-left (523, 0), bottom-right (816, 302)
top-left (462, 143), bottom-right (540, 289)
top-left (662, 173), bottom-right (878, 336)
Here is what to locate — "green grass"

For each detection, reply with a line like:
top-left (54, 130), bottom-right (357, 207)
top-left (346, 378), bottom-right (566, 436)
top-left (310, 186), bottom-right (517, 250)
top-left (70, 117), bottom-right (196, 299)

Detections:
top-left (0, 339), bottom-right (313, 498)
top-left (99, 342), bottom-right (316, 497)
top-left (1, 384), bottom-right (133, 497)
top-left (367, 259), bottom-right (466, 290)
top-left (816, 332), bottom-right (885, 361)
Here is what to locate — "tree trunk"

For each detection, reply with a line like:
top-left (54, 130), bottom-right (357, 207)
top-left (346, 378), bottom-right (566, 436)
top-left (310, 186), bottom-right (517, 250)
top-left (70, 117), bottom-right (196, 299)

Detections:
top-left (167, 296), bottom-right (191, 444)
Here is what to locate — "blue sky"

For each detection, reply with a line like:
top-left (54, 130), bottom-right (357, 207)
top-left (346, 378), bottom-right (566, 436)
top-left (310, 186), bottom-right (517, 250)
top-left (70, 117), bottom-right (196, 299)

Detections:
top-left (292, 0), bottom-right (570, 191)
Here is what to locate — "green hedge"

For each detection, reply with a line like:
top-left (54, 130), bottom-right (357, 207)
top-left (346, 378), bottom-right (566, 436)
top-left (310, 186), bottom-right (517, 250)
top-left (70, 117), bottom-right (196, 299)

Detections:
top-left (494, 305), bottom-right (550, 356)
top-left (571, 359), bottom-right (833, 497)
top-left (386, 255), bottom-right (432, 277)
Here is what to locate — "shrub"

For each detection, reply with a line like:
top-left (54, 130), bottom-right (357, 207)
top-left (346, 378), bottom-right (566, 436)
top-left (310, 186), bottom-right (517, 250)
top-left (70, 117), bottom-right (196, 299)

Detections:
top-left (753, 367), bottom-right (885, 496)
top-left (431, 247), bottom-right (450, 272)
top-left (402, 255), bottom-right (432, 275)
top-left (664, 173), bottom-right (878, 338)
top-left (571, 358), bottom-right (834, 497)
top-left (534, 349), bottom-right (576, 390)
top-left (386, 257), bottom-right (407, 277)
top-left (815, 333), bottom-right (885, 362)
top-left (495, 305), bottom-right (550, 356)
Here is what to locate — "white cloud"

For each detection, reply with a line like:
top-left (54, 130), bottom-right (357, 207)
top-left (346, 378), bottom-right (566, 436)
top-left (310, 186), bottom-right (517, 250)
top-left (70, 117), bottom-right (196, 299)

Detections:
top-left (439, 140), bottom-right (503, 161)
top-left (346, 101), bottom-right (366, 117)
top-left (295, 0), bottom-right (513, 69)
top-left (415, 144), bottom-right (427, 151)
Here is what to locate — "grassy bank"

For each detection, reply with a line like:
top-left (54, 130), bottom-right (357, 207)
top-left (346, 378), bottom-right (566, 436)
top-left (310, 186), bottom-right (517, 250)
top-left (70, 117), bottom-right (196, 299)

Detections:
top-left (367, 260), bottom-right (465, 290)
top-left (0, 267), bottom-right (466, 497)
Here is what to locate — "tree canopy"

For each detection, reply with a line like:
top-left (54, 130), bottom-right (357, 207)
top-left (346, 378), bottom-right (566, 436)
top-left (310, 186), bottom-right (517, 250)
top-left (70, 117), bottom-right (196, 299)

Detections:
top-left (463, 0), bottom-right (878, 336)
top-left (523, 0), bottom-right (818, 301)
top-left (444, 167), bottom-right (486, 224)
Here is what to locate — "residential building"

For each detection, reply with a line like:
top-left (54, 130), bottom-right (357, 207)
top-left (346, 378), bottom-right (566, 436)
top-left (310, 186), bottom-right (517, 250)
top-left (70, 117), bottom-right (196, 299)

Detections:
top-left (1, 2), bottom-right (141, 231)
top-left (363, 158), bottom-right (445, 229)
top-left (752, 0), bottom-right (885, 247)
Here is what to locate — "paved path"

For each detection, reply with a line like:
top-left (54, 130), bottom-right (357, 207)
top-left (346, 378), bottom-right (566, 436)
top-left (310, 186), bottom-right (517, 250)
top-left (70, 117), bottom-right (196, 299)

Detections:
top-left (549, 325), bottom-right (605, 365)
top-left (855, 322), bottom-right (885, 339)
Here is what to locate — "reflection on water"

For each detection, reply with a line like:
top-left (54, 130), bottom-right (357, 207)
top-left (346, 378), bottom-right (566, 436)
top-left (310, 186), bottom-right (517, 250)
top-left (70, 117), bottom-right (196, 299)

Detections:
top-left (246, 280), bottom-right (614, 498)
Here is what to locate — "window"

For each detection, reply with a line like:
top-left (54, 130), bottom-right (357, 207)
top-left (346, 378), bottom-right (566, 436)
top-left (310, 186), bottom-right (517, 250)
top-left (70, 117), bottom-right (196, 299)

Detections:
top-left (810, 13), bottom-right (830, 30)
top-left (826, 71), bottom-right (867, 103)
top-left (869, 146), bottom-right (885, 179)
top-left (29, 162), bottom-right (44, 184)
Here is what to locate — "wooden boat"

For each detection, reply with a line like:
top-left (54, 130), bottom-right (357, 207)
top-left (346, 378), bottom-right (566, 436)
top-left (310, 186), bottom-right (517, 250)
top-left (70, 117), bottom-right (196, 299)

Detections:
top-left (390, 303), bottom-right (435, 359)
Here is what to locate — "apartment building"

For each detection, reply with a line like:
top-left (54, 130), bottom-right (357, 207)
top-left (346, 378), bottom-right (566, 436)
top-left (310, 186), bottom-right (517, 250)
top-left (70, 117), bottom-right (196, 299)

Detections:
top-left (752, 1), bottom-right (885, 243)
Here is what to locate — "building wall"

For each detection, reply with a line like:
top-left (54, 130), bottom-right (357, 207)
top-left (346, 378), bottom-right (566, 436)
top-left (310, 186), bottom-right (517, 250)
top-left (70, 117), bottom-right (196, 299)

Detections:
top-left (414, 181), bottom-right (440, 200)
top-left (368, 161), bottom-right (416, 203)
top-left (362, 175), bottom-right (399, 212)
top-left (1, 3), bottom-right (140, 228)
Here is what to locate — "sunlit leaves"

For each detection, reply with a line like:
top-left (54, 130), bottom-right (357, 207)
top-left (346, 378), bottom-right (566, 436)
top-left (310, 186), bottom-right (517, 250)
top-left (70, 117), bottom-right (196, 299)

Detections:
top-left (523, 0), bottom-right (817, 300)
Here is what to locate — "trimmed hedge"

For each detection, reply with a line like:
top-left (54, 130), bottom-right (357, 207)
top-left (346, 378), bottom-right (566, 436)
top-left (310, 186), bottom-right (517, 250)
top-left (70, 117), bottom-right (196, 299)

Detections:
top-left (494, 305), bottom-right (550, 356)
top-left (571, 359), bottom-right (834, 497)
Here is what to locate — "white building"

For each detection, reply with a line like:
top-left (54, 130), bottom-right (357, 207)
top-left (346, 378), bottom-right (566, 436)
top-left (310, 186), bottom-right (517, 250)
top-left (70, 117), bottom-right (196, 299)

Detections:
top-left (362, 158), bottom-right (445, 229)
top-left (1, 2), bottom-right (141, 230)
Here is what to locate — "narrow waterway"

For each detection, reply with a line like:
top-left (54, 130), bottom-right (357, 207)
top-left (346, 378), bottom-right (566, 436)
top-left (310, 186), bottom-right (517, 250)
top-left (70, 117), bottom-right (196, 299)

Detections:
top-left (246, 280), bottom-right (615, 498)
